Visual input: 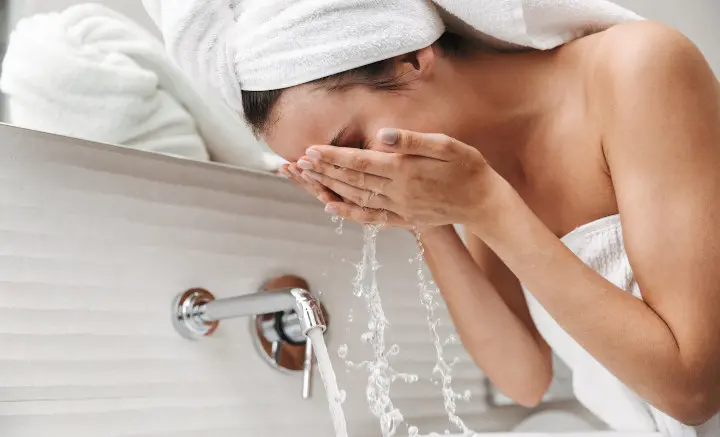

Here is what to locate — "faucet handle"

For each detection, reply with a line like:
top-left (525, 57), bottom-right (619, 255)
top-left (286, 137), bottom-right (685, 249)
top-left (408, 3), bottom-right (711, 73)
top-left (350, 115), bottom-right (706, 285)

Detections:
top-left (302, 339), bottom-right (314, 399)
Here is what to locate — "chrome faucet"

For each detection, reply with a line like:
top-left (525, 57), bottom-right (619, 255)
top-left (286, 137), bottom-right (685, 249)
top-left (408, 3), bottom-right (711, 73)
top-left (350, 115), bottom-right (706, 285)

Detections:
top-left (171, 284), bottom-right (327, 399)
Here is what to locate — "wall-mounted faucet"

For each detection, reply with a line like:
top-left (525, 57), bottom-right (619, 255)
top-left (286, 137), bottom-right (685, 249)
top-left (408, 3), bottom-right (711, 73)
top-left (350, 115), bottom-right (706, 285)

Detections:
top-left (171, 276), bottom-right (327, 399)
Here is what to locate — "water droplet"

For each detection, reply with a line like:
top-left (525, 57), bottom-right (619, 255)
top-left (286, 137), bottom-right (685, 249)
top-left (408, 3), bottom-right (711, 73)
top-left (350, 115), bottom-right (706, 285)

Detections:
top-left (388, 344), bottom-right (400, 356)
top-left (408, 426), bottom-right (419, 437)
top-left (337, 344), bottom-right (348, 359)
top-left (401, 374), bottom-right (419, 384)
top-left (336, 389), bottom-right (347, 404)
top-left (334, 217), bottom-right (345, 235)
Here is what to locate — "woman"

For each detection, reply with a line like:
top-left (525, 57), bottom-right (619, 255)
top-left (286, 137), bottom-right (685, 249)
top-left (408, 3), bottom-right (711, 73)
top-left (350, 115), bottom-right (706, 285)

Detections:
top-left (272, 24), bottom-right (720, 432)
top-left (146, 0), bottom-right (720, 433)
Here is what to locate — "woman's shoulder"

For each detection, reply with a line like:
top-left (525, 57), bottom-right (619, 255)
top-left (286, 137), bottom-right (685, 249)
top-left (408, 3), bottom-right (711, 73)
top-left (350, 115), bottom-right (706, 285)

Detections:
top-left (591, 21), bottom-right (705, 81)
top-left (568, 21), bottom-right (714, 125)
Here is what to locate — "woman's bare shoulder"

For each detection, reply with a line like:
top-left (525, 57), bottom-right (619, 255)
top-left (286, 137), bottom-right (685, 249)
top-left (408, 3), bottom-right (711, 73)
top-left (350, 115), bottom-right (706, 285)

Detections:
top-left (571, 21), bottom-right (717, 127)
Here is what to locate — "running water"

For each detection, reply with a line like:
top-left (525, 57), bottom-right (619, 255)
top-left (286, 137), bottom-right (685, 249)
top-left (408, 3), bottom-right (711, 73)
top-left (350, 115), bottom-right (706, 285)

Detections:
top-left (342, 224), bottom-right (419, 437)
top-left (413, 231), bottom-right (472, 435)
top-left (308, 328), bottom-right (349, 437)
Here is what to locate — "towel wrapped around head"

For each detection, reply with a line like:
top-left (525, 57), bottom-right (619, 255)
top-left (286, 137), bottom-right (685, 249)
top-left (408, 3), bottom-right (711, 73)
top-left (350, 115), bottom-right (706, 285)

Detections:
top-left (142, 0), bottom-right (641, 112)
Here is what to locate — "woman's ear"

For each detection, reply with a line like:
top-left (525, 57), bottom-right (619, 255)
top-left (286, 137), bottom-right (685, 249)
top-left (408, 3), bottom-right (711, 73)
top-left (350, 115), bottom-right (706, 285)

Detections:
top-left (396, 46), bottom-right (436, 81)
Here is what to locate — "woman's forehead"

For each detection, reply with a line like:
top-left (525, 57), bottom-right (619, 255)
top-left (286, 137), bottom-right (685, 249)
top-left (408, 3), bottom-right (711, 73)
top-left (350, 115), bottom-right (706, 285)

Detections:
top-left (265, 86), bottom-right (354, 159)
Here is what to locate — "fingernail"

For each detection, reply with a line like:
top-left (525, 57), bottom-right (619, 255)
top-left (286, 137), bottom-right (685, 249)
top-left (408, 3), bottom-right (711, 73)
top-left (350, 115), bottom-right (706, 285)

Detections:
top-left (306, 148), bottom-right (322, 159)
top-left (378, 128), bottom-right (398, 145)
top-left (297, 159), bottom-right (313, 170)
top-left (325, 204), bottom-right (339, 214)
top-left (317, 195), bottom-right (327, 203)
top-left (304, 170), bottom-right (322, 181)
top-left (289, 166), bottom-right (300, 177)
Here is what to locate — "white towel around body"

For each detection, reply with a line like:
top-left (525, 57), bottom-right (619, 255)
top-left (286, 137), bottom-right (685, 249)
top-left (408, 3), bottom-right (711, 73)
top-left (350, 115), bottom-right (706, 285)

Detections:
top-left (1, 3), bottom-right (284, 171)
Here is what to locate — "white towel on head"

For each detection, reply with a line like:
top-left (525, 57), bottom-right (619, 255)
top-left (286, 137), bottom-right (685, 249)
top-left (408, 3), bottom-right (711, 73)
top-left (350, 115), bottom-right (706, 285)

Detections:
top-left (142, 0), bottom-right (641, 112)
top-left (1, 3), bottom-right (285, 171)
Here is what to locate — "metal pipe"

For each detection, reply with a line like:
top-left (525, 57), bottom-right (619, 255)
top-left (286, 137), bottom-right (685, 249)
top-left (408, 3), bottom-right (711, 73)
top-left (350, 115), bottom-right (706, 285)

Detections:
top-left (172, 287), bottom-right (327, 339)
top-left (199, 288), bottom-right (298, 322)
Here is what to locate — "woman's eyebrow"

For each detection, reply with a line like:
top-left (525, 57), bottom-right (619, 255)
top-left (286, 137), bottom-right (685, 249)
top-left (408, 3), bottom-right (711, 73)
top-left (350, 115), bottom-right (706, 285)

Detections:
top-left (329, 125), bottom-right (348, 147)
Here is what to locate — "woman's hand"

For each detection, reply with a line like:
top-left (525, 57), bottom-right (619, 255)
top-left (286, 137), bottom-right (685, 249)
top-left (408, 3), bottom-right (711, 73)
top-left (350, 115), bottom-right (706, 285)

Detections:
top-left (295, 129), bottom-right (506, 228)
top-left (280, 160), bottom-right (433, 232)
top-left (279, 162), bottom-right (341, 204)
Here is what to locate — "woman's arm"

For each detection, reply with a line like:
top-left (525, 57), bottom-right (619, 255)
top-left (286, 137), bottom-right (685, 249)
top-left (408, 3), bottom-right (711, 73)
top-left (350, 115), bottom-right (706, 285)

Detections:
top-left (469, 22), bottom-right (720, 425)
top-left (419, 225), bottom-right (552, 407)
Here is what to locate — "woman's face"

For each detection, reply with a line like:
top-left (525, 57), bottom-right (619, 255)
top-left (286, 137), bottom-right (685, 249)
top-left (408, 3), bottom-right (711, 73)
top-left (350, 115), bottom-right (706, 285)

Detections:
top-left (263, 48), bottom-right (466, 160)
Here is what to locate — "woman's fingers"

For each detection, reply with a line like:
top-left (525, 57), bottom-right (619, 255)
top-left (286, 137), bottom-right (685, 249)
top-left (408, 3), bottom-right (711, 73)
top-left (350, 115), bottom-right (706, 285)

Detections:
top-left (297, 157), bottom-right (390, 194)
top-left (303, 130), bottom-right (470, 180)
top-left (304, 146), bottom-right (396, 178)
top-left (374, 129), bottom-right (463, 161)
top-left (325, 202), bottom-right (405, 226)
top-left (284, 164), bottom-right (340, 203)
top-left (302, 170), bottom-right (389, 209)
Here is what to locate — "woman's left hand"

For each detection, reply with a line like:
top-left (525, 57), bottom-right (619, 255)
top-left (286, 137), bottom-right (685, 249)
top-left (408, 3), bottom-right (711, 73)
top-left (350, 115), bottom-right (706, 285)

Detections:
top-left (297, 129), bottom-right (506, 227)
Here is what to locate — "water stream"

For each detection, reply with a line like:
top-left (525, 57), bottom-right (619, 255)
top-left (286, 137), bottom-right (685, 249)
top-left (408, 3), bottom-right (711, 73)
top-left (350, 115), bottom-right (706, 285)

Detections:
top-left (346, 224), bottom-right (418, 437)
top-left (309, 327), bottom-right (349, 437)
top-left (412, 232), bottom-right (471, 436)
top-left (313, 222), bottom-right (473, 437)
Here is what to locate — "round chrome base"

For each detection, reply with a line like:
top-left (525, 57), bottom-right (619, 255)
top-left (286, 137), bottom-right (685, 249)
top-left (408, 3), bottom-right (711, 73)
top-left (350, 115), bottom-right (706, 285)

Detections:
top-left (172, 288), bottom-right (219, 339)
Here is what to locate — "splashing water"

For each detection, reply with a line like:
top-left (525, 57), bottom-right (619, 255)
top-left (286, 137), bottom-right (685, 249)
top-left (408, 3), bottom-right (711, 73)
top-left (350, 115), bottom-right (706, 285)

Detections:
top-left (308, 328), bottom-right (348, 437)
top-left (332, 215), bottom-right (345, 235)
top-left (413, 231), bottom-right (472, 435)
top-left (346, 224), bottom-right (419, 437)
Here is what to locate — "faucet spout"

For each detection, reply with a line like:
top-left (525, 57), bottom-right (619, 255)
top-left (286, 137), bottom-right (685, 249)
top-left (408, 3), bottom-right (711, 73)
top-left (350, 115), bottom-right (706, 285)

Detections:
top-left (199, 287), bottom-right (326, 335)
top-left (172, 287), bottom-right (326, 340)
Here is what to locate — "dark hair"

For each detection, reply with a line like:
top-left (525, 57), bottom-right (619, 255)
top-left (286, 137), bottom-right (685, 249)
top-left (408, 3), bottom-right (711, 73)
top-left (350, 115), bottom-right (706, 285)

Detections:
top-left (241, 32), bottom-right (469, 136)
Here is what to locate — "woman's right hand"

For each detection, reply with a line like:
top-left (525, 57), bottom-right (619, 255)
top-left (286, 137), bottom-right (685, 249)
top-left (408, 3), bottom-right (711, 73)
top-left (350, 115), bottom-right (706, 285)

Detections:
top-left (280, 162), bottom-right (341, 204)
top-left (280, 163), bottom-right (433, 233)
